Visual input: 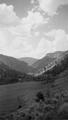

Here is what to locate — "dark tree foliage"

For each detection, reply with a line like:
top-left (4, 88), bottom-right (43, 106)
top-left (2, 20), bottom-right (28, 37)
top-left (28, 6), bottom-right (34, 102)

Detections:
top-left (35, 91), bottom-right (45, 102)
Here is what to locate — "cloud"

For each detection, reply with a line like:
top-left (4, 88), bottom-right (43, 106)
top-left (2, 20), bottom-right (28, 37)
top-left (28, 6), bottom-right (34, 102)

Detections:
top-left (0, 3), bottom-right (49, 58)
top-left (46, 29), bottom-right (68, 51)
top-left (34, 38), bottom-right (54, 58)
top-left (11, 29), bottom-right (68, 58)
top-left (0, 3), bottom-right (68, 59)
top-left (31, 0), bottom-right (35, 4)
top-left (0, 27), bottom-right (33, 58)
top-left (34, 31), bottom-right (40, 36)
top-left (45, 29), bottom-right (58, 41)
top-left (37, 0), bottom-right (68, 16)
top-left (53, 30), bottom-right (68, 51)
top-left (0, 4), bottom-right (19, 26)
top-left (22, 11), bottom-right (48, 32)
top-left (32, 29), bottom-right (68, 58)
top-left (0, 28), bottom-right (11, 55)
top-left (0, 26), bottom-right (54, 58)
top-left (0, 27), bottom-right (68, 59)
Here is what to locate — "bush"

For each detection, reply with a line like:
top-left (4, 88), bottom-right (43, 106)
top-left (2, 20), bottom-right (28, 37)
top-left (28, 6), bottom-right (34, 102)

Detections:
top-left (35, 92), bottom-right (45, 102)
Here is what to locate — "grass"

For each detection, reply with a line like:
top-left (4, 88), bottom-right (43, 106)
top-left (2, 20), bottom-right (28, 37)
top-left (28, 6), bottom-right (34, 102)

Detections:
top-left (0, 81), bottom-right (46, 115)
top-left (0, 74), bottom-right (68, 119)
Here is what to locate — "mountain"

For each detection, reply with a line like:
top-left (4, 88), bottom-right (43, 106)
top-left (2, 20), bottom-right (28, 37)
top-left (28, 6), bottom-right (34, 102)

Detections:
top-left (0, 62), bottom-right (21, 84)
top-left (0, 51), bottom-right (68, 83)
top-left (0, 62), bottom-right (33, 85)
top-left (0, 54), bottom-right (35, 74)
top-left (32, 51), bottom-right (68, 73)
top-left (19, 57), bottom-right (38, 66)
top-left (35, 51), bottom-right (68, 82)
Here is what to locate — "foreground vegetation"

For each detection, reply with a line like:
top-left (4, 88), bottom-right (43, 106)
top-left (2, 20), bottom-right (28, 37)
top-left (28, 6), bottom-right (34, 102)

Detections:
top-left (1, 86), bottom-right (68, 120)
top-left (0, 52), bottom-right (68, 119)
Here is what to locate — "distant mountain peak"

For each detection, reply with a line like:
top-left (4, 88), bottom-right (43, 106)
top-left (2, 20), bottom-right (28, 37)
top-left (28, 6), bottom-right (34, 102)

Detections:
top-left (19, 57), bottom-right (38, 66)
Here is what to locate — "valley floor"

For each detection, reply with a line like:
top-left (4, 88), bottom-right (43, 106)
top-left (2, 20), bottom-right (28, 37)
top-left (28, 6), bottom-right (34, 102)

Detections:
top-left (0, 81), bottom-right (45, 114)
top-left (0, 77), bottom-right (68, 120)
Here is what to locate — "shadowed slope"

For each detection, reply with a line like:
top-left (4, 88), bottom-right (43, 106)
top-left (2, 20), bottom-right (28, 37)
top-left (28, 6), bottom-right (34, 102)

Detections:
top-left (0, 54), bottom-right (35, 73)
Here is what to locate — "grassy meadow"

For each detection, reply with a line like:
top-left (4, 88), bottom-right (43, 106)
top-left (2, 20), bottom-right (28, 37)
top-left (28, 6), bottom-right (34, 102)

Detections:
top-left (0, 81), bottom-right (46, 115)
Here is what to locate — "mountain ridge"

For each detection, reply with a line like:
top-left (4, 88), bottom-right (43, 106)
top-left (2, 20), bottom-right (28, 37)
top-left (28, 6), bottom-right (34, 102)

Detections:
top-left (19, 57), bottom-right (38, 66)
top-left (0, 54), bottom-right (35, 74)
top-left (32, 51), bottom-right (68, 73)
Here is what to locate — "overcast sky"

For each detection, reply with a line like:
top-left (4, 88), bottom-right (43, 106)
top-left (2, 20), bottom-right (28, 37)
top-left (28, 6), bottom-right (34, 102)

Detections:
top-left (0, 0), bottom-right (68, 58)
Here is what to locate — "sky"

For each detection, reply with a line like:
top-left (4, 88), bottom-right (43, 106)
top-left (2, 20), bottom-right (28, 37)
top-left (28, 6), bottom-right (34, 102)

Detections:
top-left (0, 0), bottom-right (68, 58)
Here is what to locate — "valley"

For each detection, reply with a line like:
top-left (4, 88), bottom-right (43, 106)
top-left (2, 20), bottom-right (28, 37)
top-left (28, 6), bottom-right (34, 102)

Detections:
top-left (0, 81), bottom-right (44, 114)
top-left (0, 51), bottom-right (68, 119)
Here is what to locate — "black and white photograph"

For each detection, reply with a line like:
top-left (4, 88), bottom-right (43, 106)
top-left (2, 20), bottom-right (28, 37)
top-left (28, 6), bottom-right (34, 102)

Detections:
top-left (0, 0), bottom-right (68, 119)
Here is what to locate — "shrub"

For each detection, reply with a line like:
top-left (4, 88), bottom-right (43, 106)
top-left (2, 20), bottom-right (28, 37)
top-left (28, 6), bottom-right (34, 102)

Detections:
top-left (35, 91), bottom-right (45, 103)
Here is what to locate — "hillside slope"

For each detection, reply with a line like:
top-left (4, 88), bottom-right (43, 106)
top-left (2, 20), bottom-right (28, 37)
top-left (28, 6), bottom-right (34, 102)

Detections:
top-left (32, 51), bottom-right (65, 68)
top-left (0, 54), bottom-right (35, 74)
top-left (19, 57), bottom-right (37, 66)
top-left (35, 51), bottom-right (68, 82)
top-left (0, 62), bottom-right (33, 85)
top-left (32, 51), bottom-right (68, 73)
top-left (0, 63), bottom-right (21, 84)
